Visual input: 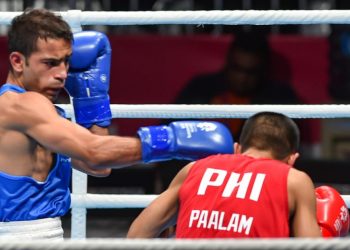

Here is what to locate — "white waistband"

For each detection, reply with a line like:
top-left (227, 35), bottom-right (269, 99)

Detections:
top-left (0, 217), bottom-right (63, 240)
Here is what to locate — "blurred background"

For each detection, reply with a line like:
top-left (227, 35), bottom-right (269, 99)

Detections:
top-left (1, 0), bottom-right (350, 238)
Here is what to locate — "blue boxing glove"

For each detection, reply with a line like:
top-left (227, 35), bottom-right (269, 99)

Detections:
top-left (65, 31), bottom-right (112, 128)
top-left (138, 121), bottom-right (234, 163)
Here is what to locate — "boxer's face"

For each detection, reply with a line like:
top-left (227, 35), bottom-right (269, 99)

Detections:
top-left (225, 48), bottom-right (264, 97)
top-left (22, 37), bottom-right (72, 101)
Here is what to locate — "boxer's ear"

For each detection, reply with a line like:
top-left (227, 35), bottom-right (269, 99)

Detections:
top-left (9, 52), bottom-right (25, 73)
top-left (234, 143), bottom-right (241, 154)
top-left (286, 152), bottom-right (299, 166)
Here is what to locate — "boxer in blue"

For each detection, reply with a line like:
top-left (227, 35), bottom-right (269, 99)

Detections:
top-left (0, 9), bottom-right (234, 239)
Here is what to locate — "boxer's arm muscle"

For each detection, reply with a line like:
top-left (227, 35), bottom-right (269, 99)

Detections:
top-left (8, 92), bottom-right (142, 169)
top-left (288, 168), bottom-right (321, 237)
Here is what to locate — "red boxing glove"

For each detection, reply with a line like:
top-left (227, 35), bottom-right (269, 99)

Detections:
top-left (315, 186), bottom-right (349, 237)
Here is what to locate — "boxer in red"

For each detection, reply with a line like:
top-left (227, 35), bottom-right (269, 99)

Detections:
top-left (127, 112), bottom-right (333, 238)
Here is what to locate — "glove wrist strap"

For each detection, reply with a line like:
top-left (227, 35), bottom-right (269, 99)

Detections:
top-left (138, 126), bottom-right (174, 163)
top-left (72, 95), bottom-right (112, 128)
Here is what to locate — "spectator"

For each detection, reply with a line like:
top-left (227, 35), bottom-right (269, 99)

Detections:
top-left (174, 30), bottom-right (300, 136)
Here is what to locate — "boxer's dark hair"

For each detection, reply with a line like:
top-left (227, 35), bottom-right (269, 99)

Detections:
top-left (8, 8), bottom-right (73, 58)
top-left (239, 112), bottom-right (299, 160)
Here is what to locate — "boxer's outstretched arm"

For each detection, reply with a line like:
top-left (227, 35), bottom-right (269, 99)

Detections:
top-left (8, 91), bottom-right (235, 176)
top-left (8, 91), bottom-right (142, 171)
top-left (288, 168), bottom-right (322, 237)
top-left (127, 163), bottom-right (193, 238)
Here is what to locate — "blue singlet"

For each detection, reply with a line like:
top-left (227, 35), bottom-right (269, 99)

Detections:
top-left (0, 83), bottom-right (71, 222)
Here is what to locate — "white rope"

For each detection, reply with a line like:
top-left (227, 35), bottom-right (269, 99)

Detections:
top-left (58, 104), bottom-right (350, 119)
top-left (66, 10), bottom-right (350, 25)
top-left (4, 10), bottom-right (350, 26)
top-left (70, 194), bottom-right (350, 209)
top-left (71, 194), bottom-right (158, 209)
top-left (0, 238), bottom-right (350, 250)
top-left (4, 10), bottom-right (350, 27)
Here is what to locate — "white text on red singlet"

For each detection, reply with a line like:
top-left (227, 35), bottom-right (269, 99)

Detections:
top-left (198, 168), bottom-right (266, 201)
top-left (189, 210), bottom-right (253, 235)
top-left (187, 168), bottom-right (266, 235)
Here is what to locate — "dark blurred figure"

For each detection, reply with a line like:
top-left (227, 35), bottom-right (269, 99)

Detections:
top-left (329, 25), bottom-right (350, 103)
top-left (156, 31), bottom-right (300, 192)
top-left (175, 30), bottom-right (300, 136)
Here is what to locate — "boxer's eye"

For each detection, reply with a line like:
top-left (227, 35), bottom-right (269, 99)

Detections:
top-left (43, 59), bottom-right (60, 67)
top-left (64, 57), bottom-right (70, 66)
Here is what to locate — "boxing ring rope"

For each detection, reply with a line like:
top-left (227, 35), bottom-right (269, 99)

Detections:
top-left (3, 10), bottom-right (350, 26)
top-left (1, 238), bottom-right (350, 250)
top-left (58, 104), bottom-right (350, 119)
top-left (71, 193), bottom-right (350, 210)
top-left (1, 10), bottom-right (349, 245)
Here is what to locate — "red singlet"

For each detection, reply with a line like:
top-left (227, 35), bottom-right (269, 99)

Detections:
top-left (176, 154), bottom-right (290, 238)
